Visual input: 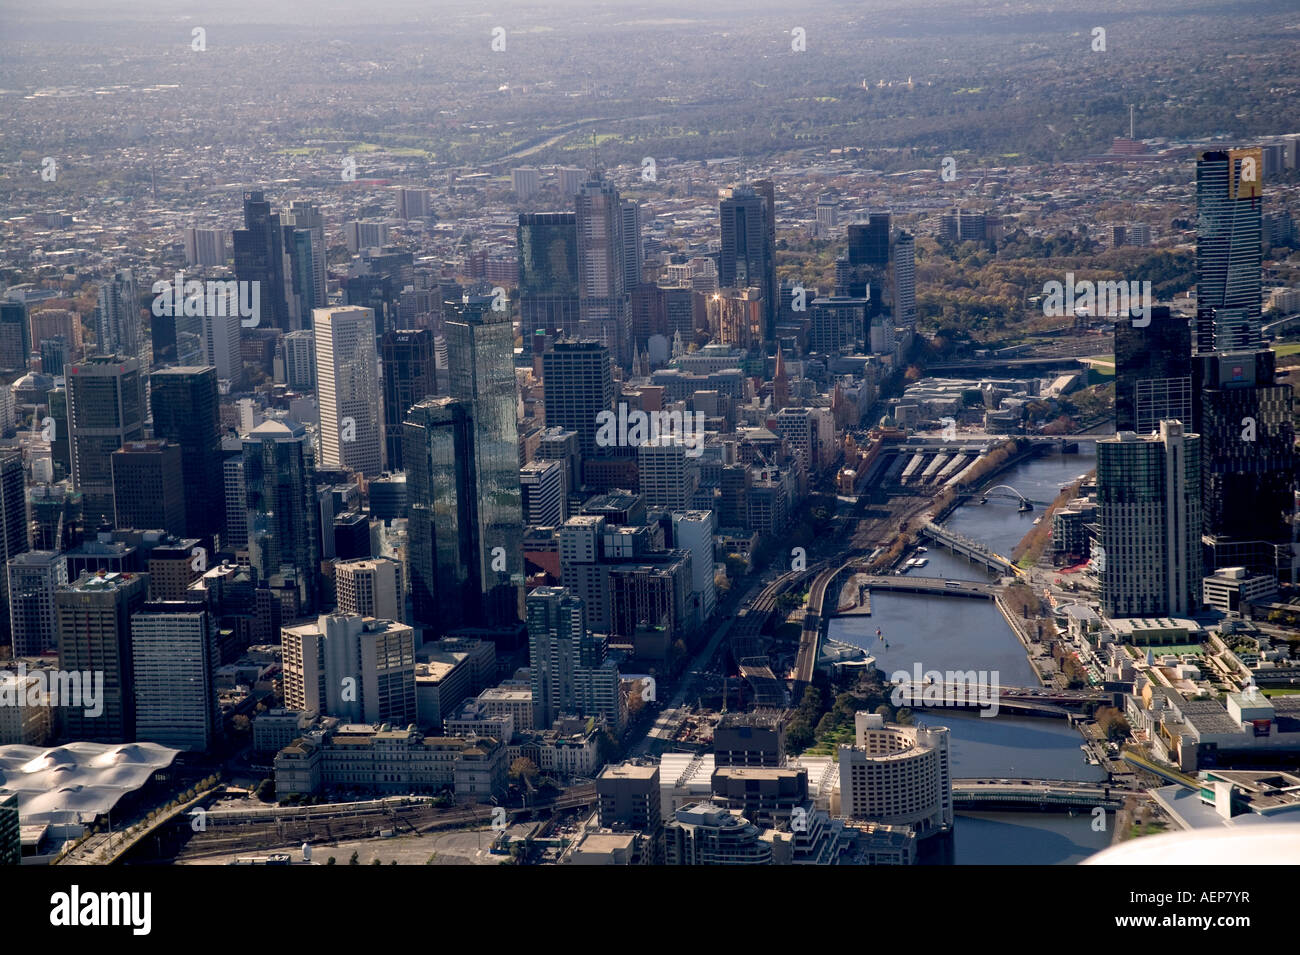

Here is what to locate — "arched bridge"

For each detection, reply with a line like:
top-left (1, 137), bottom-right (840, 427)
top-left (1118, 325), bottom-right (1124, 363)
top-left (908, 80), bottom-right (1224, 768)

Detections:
top-left (979, 484), bottom-right (1050, 508)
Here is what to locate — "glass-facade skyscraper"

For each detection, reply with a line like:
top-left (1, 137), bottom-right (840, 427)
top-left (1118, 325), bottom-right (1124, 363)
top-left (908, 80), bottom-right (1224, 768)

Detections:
top-left (1195, 149), bottom-right (1263, 354)
top-left (1195, 349), bottom-right (1295, 576)
top-left (518, 212), bottom-right (581, 340)
top-left (445, 297), bottom-right (524, 627)
top-left (404, 396), bottom-right (477, 631)
top-left (575, 174), bottom-right (633, 366)
top-left (233, 189), bottom-right (290, 331)
top-left (1115, 308), bottom-right (1192, 435)
top-left (381, 328), bottom-right (437, 472)
top-left (243, 418), bottom-right (321, 612)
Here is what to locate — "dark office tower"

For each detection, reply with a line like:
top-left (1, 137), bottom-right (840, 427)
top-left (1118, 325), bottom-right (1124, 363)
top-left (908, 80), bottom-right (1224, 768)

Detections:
top-left (66, 355), bottom-right (145, 527)
top-left (150, 366), bottom-right (223, 544)
top-left (621, 198), bottom-right (644, 292)
top-left (541, 341), bottom-right (615, 469)
top-left (0, 451), bottom-right (28, 627)
top-left (662, 286), bottom-right (695, 343)
top-left (232, 189), bottom-right (291, 331)
top-left (28, 484), bottom-right (83, 552)
top-left (381, 329), bottom-right (437, 471)
top-left (56, 571), bottom-right (149, 742)
top-left (1196, 349), bottom-right (1295, 576)
top-left (0, 794), bottom-right (18, 866)
top-left (95, 270), bottom-right (142, 363)
top-left (111, 440), bottom-right (186, 534)
top-left (285, 226), bottom-right (321, 330)
top-left (719, 184), bottom-right (777, 348)
top-left (1195, 149), bottom-right (1263, 354)
top-left (518, 212), bottom-right (581, 340)
top-left (1115, 309), bottom-right (1193, 434)
top-left (445, 301), bottom-right (525, 626)
top-left (0, 301), bottom-right (30, 372)
top-left (39, 337), bottom-right (69, 377)
top-left (404, 397), bottom-right (478, 631)
top-left (841, 214), bottom-right (894, 318)
top-left (344, 247), bottom-right (415, 338)
top-left (847, 215), bottom-right (891, 268)
top-left (243, 419), bottom-right (320, 612)
top-left (285, 200), bottom-right (327, 325)
top-left (575, 174), bottom-right (633, 367)
top-left (46, 387), bottom-right (70, 481)
top-left (149, 298), bottom-right (206, 370)
top-left (719, 464), bottom-right (751, 528)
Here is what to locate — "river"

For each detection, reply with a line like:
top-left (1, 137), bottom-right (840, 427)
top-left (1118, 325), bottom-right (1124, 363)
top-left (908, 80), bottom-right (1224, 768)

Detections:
top-left (831, 443), bottom-right (1108, 864)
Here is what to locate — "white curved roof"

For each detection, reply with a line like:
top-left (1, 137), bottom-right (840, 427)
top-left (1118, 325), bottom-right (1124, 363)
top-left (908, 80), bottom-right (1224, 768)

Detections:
top-left (0, 741), bottom-right (180, 826)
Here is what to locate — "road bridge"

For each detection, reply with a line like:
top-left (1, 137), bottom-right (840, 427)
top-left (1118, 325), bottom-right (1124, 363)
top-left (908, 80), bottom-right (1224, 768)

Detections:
top-left (952, 778), bottom-right (1125, 810)
top-left (918, 521), bottom-right (1021, 577)
top-left (830, 574), bottom-right (996, 601)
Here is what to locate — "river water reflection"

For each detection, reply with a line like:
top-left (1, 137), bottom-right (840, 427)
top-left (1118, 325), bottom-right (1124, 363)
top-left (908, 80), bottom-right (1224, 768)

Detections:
top-left (832, 444), bottom-right (1107, 863)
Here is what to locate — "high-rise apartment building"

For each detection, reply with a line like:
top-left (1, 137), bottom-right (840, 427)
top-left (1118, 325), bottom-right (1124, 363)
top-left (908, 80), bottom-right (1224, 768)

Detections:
top-left (184, 228), bottom-right (227, 267)
top-left (893, 229), bottom-right (917, 331)
top-left (512, 166), bottom-right (541, 200)
top-left (281, 329), bottom-right (316, 391)
top-left (672, 510), bottom-right (716, 624)
top-left (621, 198), bottom-right (644, 292)
top-left (0, 301), bottom-right (30, 372)
top-left (520, 459), bottom-right (567, 527)
top-left (281, 613), bottom-right (417, 725)
top-left (527, 586), bottom-right (620, 730)
top-left (396, 187), bottom-right (433, 221)
top-left (838, 713), bottom-right (952, 836)
top-left (637, 441), bottom-right (697, 509)
top-left (96, 270), bottom-right (142, 363)
top-left (66, 355), bottom-right (146, 527)
top-left (1097, 421), bottom-right (1203, 617)
top-left (1195, 349), bottom-right (1295, 577)
top-left (335, 557), bottom-right (403, 622)
top-left (314, 306), bottom-right (382, 477)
